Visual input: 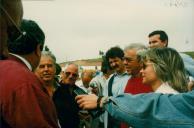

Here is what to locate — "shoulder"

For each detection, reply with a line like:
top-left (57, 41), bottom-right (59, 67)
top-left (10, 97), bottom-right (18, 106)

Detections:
top-left (0, 60), bottom-right (40, 91)
top-left (155, 83), bottom-right (179, 94)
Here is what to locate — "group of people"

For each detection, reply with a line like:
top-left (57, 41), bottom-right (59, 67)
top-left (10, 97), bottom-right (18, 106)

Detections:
top-left (0, 0), bottom-right (194, 128)
top-left (76, 49), bottom-right (194, 128)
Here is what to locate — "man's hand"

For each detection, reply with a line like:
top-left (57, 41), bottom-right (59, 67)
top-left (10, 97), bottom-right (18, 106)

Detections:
top-left (75, 94), bottom-right (98, 110)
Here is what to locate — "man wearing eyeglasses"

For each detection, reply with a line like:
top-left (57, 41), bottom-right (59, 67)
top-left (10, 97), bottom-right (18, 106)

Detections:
top-left (0, 19), bottom-right (59, 128)
top-left (121, 43), bottom-right (153, 128)
top-left (0, 0), bottom-right (23, 60)
top-left (53, 63), bottom-right (81, 128)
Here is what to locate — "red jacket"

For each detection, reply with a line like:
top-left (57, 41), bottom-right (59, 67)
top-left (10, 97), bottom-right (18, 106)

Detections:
top-left (0, 55), bottom-right (59, 128)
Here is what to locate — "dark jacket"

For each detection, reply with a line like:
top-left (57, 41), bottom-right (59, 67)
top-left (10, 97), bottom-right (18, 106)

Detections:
top-left (53, 83), bottom-right (80, 128)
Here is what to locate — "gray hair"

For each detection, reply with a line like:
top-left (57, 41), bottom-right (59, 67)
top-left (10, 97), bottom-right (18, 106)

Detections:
top-left (41, 51), bottom-right (56, 65)
top-left (124, 43), bottom-right (147, 52)
top-left (143, 47), bottom-right (188, 92)
top-left (124, 43), bottom-right (147, 61)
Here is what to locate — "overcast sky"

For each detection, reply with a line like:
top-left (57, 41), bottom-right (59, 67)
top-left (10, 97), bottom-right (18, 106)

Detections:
top-left (23, 0), bottom-right (194, 63)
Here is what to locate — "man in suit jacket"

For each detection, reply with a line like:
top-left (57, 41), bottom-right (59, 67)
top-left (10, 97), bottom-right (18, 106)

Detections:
top-left (0, 19), bottom-right (59, 128)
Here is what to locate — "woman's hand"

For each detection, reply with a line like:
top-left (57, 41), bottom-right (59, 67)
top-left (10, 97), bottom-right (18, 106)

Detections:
top-left (75, 94), bottom-right (98, 110)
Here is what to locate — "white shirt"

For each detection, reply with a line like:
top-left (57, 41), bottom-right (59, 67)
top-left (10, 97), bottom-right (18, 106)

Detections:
top-left (10, 53), bottom-right (32, 71)
top-left (155, 82), bottom-right (179, 94)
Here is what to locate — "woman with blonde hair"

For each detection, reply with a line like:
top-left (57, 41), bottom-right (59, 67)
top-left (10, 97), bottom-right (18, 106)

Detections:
top-left (140, 47), bottom-right (188, 93)
top-left (76, 48), bottom-right (193, 128)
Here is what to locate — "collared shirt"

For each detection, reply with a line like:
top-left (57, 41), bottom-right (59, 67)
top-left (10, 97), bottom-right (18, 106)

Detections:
top-left (103, 71), bottom-right (130, 128)
top-left (104, 72), bottom-right (130, 96)
top-left (10, 53), bottom-right (32, 71)
top-left (155, 82), bottom-right (179, 94)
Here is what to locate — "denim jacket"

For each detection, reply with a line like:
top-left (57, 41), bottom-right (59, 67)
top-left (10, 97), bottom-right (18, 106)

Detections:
top-left (180, 53), bottom-right (194, 77)
top-left (104, 90), bottom-right (194, 128)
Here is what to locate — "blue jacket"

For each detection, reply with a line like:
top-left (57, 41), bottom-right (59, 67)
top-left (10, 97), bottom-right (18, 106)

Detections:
top-left (180, 53), bottom-right (194, 77)
top-left (105, 90), bottom-right (194, 128)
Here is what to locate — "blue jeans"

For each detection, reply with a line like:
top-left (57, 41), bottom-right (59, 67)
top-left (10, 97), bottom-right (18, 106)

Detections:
top-left (105, 90), bottom-right (194, 128)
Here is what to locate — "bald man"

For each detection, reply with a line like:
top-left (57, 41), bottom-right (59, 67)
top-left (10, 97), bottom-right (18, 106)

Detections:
top-left (0, 0), bottom-right (23, 59)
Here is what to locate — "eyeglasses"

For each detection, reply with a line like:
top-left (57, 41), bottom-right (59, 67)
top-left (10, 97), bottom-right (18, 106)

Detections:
top-left (0, 5), bottom-right (26, 42)
top-left (65, 72), bottom-right (78, 78)
top-left (123, 57), bottom-right (137, 62)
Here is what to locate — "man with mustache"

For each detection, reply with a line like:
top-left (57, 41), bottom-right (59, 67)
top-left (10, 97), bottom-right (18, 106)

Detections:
top-left (104, 46), bottom-right (130, 128)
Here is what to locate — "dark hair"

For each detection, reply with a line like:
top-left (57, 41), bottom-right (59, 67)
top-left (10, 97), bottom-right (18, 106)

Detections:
top-left (148, 30), bottom-right (168, 47)
top-left (105, 46), bottom-right (124, 60)
top-left (101, 56), bottom-right (112, 74)
top-left (8, 19), bottom-right (45, 55)
top-left (56, 63), bottom-right (62, 75)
